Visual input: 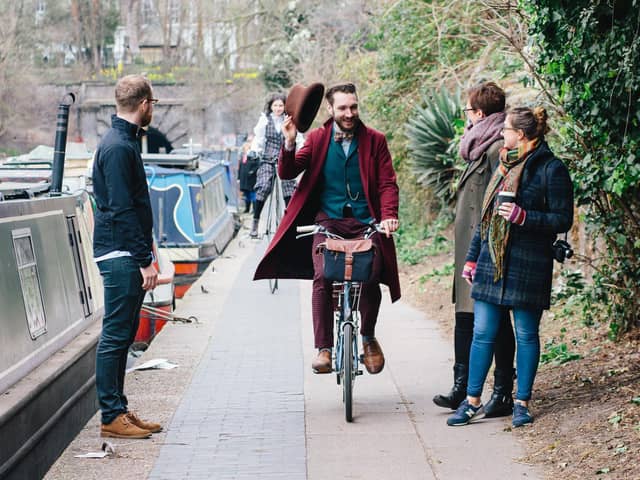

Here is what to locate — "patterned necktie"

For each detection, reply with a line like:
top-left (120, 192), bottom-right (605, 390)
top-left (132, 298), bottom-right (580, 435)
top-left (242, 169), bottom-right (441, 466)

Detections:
top-left (334, 131), bottom-right (354, 143)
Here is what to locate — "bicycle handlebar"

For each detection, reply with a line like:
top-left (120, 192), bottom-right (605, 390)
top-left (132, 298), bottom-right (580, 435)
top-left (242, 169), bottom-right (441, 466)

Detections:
top-left (296, 225), bottom-right (317, 233)
top-left (296, 223), bottom-right (392, 240)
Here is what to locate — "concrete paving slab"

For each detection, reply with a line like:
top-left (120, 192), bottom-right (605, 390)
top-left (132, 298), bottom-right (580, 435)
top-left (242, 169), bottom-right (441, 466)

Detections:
top-left (44, 235), bottom-right (259, 480)
top-left (45, 226), bottom-right (546, 480)
top-left (300, 281), bottom-right (544, 479)
top-left (148, 239), bottom-right (306, 480)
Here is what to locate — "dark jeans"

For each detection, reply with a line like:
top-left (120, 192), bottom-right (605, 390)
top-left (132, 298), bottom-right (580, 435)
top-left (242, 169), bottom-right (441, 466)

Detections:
top-left (96, 257), bottom-right (146, 424)
top-left (311, 213), bottom-right (383, 349)
top-left (468, 300), bottom-right (542, 401)
top-left (454, 310), bottom-right (514, 369)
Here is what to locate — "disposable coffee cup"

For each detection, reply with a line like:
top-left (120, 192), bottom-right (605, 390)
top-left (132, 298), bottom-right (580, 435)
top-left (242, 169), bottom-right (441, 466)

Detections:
top-left (497, 191), bottom-right (516, 205)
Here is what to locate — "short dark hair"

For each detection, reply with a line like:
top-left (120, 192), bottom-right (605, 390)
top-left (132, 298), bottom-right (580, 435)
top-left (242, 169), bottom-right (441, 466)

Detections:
top-left (325, 83), bottom-right (357, 105)
top-left (467, 82), bottom-right (505, 116)
top-left (115, 75), bottom-right (152, 112)
top-left (264, 93), bottom-right (287, 114)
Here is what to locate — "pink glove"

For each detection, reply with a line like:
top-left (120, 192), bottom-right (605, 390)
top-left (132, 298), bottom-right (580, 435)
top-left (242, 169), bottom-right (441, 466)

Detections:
top-left (507, 203), bottom-right (527, 226)
top-left (462, 261), bottom-right (477, 283)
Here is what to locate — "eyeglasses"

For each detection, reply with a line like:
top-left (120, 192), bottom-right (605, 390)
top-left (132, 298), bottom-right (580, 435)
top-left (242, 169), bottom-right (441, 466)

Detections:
top-left (144, 98), bottom-right (159, 105)
top-left (463, 108), bottom-right (475, 113)
top-left (501, 127), bottom-right (519, 133)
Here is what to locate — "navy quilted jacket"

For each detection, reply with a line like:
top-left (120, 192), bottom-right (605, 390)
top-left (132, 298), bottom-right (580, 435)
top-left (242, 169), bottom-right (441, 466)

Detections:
top-left (465, 142), bottom-right (573, 310)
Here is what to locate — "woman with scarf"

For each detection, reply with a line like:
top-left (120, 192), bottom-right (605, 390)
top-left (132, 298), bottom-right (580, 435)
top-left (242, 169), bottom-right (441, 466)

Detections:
top-left (434, 82), bottom-right (515, 418)
top-left (447, 106), bottom-right (573, 427)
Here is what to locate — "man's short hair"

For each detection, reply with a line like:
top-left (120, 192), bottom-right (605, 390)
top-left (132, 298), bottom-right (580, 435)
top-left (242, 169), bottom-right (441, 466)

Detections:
top-left (325, 83), bottom-right (357, 105)
top-left (467, 82), bottom-right (505, 116)
top-left (115, 75), bottom-right (152, 113)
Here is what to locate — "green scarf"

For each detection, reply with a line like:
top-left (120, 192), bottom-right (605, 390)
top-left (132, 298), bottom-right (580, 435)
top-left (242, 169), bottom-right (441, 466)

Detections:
top-left (480, 138), bottom-right (540, 281)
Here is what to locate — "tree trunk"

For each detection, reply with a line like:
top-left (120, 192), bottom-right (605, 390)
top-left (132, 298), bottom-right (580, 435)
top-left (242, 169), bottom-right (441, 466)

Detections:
top-left (91, 0), bottom-right (102, 71)
top-left (127, 0), bottom-right (141, 59)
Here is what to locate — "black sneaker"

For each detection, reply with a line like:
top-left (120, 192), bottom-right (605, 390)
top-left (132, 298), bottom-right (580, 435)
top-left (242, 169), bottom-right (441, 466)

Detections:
top-left (446, 399), bottom-right (483, 426)
top-left (512, 403), bottom-right (533, 427)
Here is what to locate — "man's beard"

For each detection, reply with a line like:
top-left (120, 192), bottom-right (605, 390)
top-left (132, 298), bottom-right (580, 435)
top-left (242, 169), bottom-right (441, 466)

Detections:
top-left (141, 111), bottom-right (153, 127)
top-left (335, 116), bottom-right (359, 133)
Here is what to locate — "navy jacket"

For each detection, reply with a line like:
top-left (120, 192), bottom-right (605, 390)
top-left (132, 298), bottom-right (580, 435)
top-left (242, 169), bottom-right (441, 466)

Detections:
top-left (466, 142), bottom-right (573, 310)
top-left (92, 115), bottom-right (153, 267)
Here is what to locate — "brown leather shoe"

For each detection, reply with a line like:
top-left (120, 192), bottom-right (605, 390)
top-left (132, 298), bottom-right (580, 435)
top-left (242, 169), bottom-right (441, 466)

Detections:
top-left (363, 339), bottom-right (385, 374)
top-left (126, 411), bottom-right (162, 433)
top-left (312, 349), bottom-right (332, 374)
top-left (101, 413), bottom-right (151, 439)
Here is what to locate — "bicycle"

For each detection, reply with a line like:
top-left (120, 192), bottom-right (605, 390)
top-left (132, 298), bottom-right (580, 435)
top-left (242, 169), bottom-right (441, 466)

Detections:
top-left (296, 223), bottom-right (382, 422)
top-left (264, 171), bottom-right (285, 293)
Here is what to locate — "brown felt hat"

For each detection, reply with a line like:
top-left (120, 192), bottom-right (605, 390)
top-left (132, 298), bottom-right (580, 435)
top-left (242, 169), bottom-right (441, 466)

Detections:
top-left (285, 82), bottom-right (325, 133)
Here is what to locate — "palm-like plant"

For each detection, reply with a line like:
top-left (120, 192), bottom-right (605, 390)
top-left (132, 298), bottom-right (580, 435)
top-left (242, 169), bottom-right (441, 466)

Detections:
top-left (406, 87), bottom-right (465, 206)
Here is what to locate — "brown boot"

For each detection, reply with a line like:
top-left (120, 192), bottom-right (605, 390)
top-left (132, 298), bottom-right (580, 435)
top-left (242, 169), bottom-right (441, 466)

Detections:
top-left (362, 339), bottom-right (385, 374)
top-left (312, 349), bottom-right (332, 374)
top-left (126, 411), bottom-right (162, 433)
top-left (101, 413), bottom-right (151, 439)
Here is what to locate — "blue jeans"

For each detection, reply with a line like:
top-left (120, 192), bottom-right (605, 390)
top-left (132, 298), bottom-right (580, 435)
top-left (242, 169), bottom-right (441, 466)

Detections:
top-left (96, 257), bottom-right (146, 424)
top-left (468, 300), bottom-right (542, 402)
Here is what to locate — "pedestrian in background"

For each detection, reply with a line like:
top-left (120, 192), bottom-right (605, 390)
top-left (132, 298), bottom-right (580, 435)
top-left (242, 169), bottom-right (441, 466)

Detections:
top-left (433, 82), bottom-right (515, 417)
top-left (249, 93), bottom-right (304, 237)
top-left (447, 106), bottom-right (573, 427)
top-left (238, 135), bottom-right (259, 214)
top-left (92, 74), bottom-right (162, 439)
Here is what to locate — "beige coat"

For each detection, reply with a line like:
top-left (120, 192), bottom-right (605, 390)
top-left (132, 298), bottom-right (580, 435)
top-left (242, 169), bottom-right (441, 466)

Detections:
top-left (452, 139), bottom-right (502, 313)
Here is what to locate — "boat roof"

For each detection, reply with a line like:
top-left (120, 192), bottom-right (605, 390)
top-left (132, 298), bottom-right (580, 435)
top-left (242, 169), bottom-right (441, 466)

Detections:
top-left (5, 143), bottom-right (93, 164)
top-left (142, 153), bottom-right (201, 170)
top-left (0, 181), bottom-right (50, 198)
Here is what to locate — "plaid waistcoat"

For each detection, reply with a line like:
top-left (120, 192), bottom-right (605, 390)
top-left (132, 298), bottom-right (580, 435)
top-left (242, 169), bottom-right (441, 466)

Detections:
top-left (263, 115), bottom-right (284, 162)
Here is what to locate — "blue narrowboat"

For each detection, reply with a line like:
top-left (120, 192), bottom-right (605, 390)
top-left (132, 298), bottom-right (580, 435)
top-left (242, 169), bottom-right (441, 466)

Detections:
top-left (143, 153), bottom-right (236, 297)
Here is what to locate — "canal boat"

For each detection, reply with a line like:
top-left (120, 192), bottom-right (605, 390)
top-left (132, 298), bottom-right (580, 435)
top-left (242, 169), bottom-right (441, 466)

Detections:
top-left (143, 151), bottom-right (236, 298)
top-left (2, 144), bottom-right (178, 345)
top-left (0, 185), bottom-right (104, 480)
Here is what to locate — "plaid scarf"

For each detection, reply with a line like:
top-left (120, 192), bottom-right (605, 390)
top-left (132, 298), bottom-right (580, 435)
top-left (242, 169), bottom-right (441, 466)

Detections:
top-left (480, 138), bottom-right (540, 281)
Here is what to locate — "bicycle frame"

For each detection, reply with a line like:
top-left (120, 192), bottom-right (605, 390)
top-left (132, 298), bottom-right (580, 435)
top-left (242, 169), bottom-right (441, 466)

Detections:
top-left (264, 172), bottom-right (284, 241)
top-left (334, 280), bottom-right (362, 379)
top-left (297, 222), bottom-right (383, 422)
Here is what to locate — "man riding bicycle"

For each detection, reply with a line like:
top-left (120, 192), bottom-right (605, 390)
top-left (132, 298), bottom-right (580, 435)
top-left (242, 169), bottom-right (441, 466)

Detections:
top-left (254, 82), bottom-right (400, 375)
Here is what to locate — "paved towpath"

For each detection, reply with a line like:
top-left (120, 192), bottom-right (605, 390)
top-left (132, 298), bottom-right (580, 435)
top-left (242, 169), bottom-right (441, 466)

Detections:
top-left (45, 225), bottom-right (544, 479)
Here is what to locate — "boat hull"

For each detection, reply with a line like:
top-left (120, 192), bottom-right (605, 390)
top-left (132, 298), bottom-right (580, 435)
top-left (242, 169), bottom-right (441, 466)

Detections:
top-left (0, 192), bottom-right (103, 480)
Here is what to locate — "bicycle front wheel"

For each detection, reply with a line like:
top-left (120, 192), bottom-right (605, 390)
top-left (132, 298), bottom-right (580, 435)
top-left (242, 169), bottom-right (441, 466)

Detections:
top-left (265, 175), bottom-right (284, 294)
top-left (342, 322), bottom-right (354, 422)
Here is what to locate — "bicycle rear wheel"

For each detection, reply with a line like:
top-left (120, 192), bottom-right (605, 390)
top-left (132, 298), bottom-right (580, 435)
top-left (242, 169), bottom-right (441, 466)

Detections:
top-left (342, 322), bottom-right (354, 422)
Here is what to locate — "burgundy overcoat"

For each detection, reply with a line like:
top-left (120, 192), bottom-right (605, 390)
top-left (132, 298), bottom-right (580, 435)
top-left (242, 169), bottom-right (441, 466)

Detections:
top-left (253, 118), bottom-right (401, 302)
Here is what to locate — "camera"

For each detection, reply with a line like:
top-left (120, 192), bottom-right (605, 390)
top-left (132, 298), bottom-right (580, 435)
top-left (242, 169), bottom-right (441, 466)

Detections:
top-left (552, 239), bottom-right (574, 263)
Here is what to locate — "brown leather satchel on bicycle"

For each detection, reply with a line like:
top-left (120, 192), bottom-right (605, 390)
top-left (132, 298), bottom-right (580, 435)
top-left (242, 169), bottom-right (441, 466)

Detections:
top-left (317, 238), bottom-right (375, 282)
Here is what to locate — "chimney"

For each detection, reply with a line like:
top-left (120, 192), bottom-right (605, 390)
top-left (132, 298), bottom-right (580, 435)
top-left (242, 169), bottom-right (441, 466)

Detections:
top-left (49, 93), bottom-right (76, 196)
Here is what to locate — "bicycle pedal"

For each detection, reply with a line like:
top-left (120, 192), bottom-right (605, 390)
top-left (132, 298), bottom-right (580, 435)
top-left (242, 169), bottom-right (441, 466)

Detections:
top-left (357, 370), bottom-right (363, 376)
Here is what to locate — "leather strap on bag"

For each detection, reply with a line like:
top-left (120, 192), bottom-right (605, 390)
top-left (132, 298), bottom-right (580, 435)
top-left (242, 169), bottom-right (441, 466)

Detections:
top-left (317, 238), bottom-right (373, 281)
